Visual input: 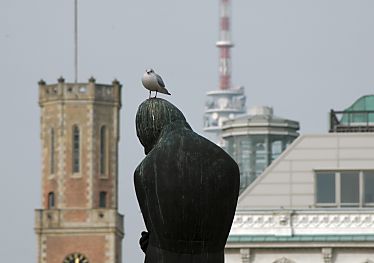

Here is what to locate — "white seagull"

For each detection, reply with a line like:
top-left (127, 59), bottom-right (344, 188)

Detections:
top-left (142, 69), bottom-right (171, 98)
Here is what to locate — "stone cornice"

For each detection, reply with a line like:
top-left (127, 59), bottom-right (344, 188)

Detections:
top-left (34, 209), bottom-right (124, 235)
top-left (230, 210), bottom-right (374, 236)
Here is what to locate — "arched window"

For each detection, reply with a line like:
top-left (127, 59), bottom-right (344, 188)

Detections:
top-left (72, 125), bottom-right (80, 173)
top-left (99, 191), bottom-right (107, 208)
top-left (50, 128), bottom-right (55, 174)
top-left (48, 192), bottom-right (55, 208)
top-left (99, 126), bottom-right (107, 175)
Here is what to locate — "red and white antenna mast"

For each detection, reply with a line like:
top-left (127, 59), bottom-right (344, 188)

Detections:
top-left (217, 0), bottom-right (234, 90)
top-left (74, 0), bottom-right (78, 83)
top-left (203, 0), bottom-right (246, 138)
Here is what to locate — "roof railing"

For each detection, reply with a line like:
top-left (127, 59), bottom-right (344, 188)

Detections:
top-left (329, 110), bottom-right (374, 133)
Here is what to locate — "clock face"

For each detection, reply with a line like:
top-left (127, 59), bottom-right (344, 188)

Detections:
top-left (63, 253), bottom-right (89, 263)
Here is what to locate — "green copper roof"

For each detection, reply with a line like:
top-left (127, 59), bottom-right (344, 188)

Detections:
top-left (227, 234), bottom-right (374, 243)
top-left (341, 95), bottom-right (374, 124)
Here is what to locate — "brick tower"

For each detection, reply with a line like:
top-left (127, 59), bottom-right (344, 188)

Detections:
top-left (35, 77), bottom-right (124, 263)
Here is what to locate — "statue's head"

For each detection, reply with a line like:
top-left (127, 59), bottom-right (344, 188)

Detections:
top-left (136, 98), bottom-right (188, 154)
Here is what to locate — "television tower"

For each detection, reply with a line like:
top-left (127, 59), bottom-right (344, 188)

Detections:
top-left (204, 0), bottom-right (246, 139)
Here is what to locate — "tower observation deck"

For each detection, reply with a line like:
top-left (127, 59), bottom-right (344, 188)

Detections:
top-left (204, 0), bottom-right (246, 135)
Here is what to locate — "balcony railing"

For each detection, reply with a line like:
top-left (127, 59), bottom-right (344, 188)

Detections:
top-left (329, 110), bottom-right (374, 133)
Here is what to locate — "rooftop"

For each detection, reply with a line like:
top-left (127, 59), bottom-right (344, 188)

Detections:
top-left (221, 106), bottom-right (300, 137)
top-left (330, 95), bottom-right (374, 132)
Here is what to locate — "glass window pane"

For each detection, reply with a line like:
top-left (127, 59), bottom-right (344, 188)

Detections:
top-left (341, 171), bottom-right (359, 204)
top-left (48, 192), bottom-right (55, 208)
top-left (316, 172), bottom-right (335, 203)
top-left (100, 126), bottom-right (106, 175)
top-left (50, 128), bottom-right (55, 174)
top-left (271, 140), bottom-right (282, 161)
top-left (72, 126), bottom-right (80, 173)
top-left (99, 191), bottom-right (107, 208)
top-left (365, 171), bottom-right (374, 203)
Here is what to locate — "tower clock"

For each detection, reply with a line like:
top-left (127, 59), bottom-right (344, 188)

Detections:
top-left (63, 253), bottom-right (89, 263)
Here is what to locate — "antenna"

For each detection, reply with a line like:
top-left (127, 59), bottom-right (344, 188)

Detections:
top-left (74, 0), bottom-right (78, 83)
top-left (217, 0), bottom-right (233, 90)
top-left (203, 0), bottom-right (246, 136)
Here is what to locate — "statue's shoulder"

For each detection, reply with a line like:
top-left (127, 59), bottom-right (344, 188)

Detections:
top-left (161, 127), bottom-right (238, 165)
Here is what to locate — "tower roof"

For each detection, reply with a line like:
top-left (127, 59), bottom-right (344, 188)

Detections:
top-left (341, 95), bottom-right (374, 124)
top-left (221, 106), bottom-right (300, 138)
top-left (38, 77), bottom-right (122, 107)
top-left (345, 94), bottom-right (374, 111)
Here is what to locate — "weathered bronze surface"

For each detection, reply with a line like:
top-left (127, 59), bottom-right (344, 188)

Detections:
top-left (134, 98), bottom-right (240, 263)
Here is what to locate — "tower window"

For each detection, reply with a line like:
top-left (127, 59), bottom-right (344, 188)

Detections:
top-left (50, 128), bottom-right (56, 174)
top-left (99, 191), bottom-right (107, 208)
top-left (48, 192), bottom-right (55, 208)
top-left (72, 125), bottom-right (80, 173)
top-left (99, 126), bottom-right (107, 175)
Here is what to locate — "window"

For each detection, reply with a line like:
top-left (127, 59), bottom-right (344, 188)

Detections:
top-left (316, 170), bottom-right (374, 207)
top-left (50, 128), bottom-right (55, 174)
top-left (316, 172), bottom-right (336, 204)
top-left (72, 125), bottom-right (80, 173)
top-left (341, 171), bottom-right (359, 206)
top-left (365, 171), bottom-right (374, 203)
top-left (48, 192), bottom-right (55, 208)
top-left (99, 191), bottom-right (107, 208)
top-left (99, 126), bottom-right (107, 175)
top-left (271, 140), bottom-right (282, 161)
top-left (255, 142), bottom-right (266, 177)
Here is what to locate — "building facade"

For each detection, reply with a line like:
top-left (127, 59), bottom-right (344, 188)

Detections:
top-left (222, 106), bottom-right (299, 192)
top-left (225, 96), bottom-right (374, 263)
top-left (35, 77), bottom-right (124, 263)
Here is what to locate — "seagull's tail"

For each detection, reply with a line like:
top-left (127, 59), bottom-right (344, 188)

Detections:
top-left (160, 87), bottom-right (171, 96)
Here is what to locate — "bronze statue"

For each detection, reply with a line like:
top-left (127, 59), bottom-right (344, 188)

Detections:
top-left (134, 98), bottom-right (239, 263)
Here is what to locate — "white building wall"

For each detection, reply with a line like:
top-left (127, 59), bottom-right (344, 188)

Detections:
top-left (225, 249), bottom-right (242, 263)
top-left (237, 133), bottom-right (374, 210)
top-left (225, 248), bottom-right (374, 263)
top-left (334, 249), bottom-right (374, 262)
top-left (249, 248), bottom-right (321, 263)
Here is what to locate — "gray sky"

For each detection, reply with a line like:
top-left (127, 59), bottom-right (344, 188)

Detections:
top-left (1, 0), bottom-right (374, 262)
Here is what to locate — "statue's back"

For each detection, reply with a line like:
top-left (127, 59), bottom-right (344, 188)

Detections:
top-left (134, 99), bottom-right (240, 263)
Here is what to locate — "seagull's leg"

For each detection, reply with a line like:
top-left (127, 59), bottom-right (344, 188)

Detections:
top-left (149, 90), bottom-right (151, 99)
top-left (155, 91), bottom-right (158, 98)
